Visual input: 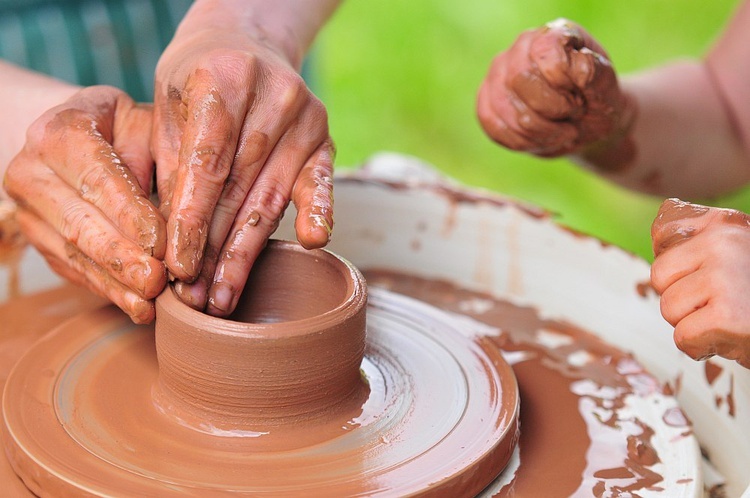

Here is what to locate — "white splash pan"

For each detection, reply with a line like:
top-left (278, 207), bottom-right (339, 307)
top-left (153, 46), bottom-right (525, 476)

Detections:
top-left (276, 152), bottom-right (750, 497)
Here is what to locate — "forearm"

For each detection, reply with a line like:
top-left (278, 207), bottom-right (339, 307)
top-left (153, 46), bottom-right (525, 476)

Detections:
top-left (573, 0), bottom-right (750, 200)
top-left (176, 0), bottom-right (342, 70)
top-left (0, 61), bottom-right (79, 197)
top-left (572, 60), bottom-right (750, 199)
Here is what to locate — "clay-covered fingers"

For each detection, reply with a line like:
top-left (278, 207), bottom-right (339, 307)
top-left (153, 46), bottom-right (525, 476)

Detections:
top-left (152, 28), bottom-right (339, 313)
top-left (477, 18), bottom-right (625, 156)
top-left (200, 105), bottom-right (331, 316)
top-left (656, 268), bottom-right (709, 327)
top-left (650, 198), bottom-right (750, 367)
top-left (529, 20), bottom-right (628, 148)
top-left (174, 138), bottom-right (334, 312)
top-left (477, 29), bottom-right (579, 154)
top-left (3, 86), bottom-right (167, 322)
top-left (292, 140), bottom-right (335, 249)
top-left (156, 71), bottom-right (249, 282)
top-left (477, 77), bottom-right (578, 155)
top-left (528, 19), bottom-right (611, 93)
top-left (673, 307), bottom-right (750, 368)
top-left (24, 90), bottom-right (164, 257)
top-left (162, 75), bottom-right (330, 313)
top-left (650, 198), bottom-right (746, 258)
top-left (7, 156), bottom-right (165, 297)
top-left (15, 209), bottom-right (156, 323)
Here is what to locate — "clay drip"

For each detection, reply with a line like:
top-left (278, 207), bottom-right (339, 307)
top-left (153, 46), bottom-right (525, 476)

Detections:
top-left (153, 240), bottom-right (368, 430)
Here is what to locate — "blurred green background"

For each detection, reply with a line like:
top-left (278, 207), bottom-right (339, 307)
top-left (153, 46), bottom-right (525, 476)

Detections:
top-left (313, 0), bottom-right (744, 261)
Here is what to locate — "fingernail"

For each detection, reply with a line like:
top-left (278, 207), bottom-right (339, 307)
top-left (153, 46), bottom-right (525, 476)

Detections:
top-left (126, 258), bottom-right (166, 299)
top-left (207, 282), bottom-right (234, 315)
top-left (123, 259), bottom-right (151, 297)
top-left (174, 280), bottom-right (208, 310)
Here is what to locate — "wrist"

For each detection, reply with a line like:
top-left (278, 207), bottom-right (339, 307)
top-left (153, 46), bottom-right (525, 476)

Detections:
top-left (573, 91), bottom-right (638, 172)
top-left (177, 0), bottom-right (315, 70)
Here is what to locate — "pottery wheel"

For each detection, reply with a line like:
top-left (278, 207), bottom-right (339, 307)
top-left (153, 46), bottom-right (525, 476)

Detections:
top-left (2, 287), bottom-right (519, 497)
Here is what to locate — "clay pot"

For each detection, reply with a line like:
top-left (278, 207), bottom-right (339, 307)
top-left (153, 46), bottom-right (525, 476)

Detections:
top-left (153, 239), bottom-right (368, 431)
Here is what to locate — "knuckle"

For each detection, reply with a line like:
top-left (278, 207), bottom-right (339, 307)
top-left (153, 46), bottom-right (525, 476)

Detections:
top-left (672, 322), bottom-right (706, 360)
top-left (276, 75), bottom-right (307, 112)
top-left (59, 200), bottom-right (89, 244)
top-left (476, 101), bottom-right (497, 131)
top-left (221, 243), bottom-right (251, 268)
top-left (709, 299), bottom-right (735, 328)
top-left (673, 331), bottom-right (700, 360)
top-left (222, 177), bottom-right (248, 206)
top-left (659, 296), bottom-right (679, 327)
top-left (190, 145), bottom-right (232, 179)
top-left (79, 165), bottom-right (108, 204)
top-left (237, 130), bottom-right (270, 166)
top-left (249, 179), bottom-right (290, 225)
top-left (204, 49), bottom-right (258, 82)
top-left (649, 260), bottom-right (668, 294)
top-left (308, 97), bottom-right (329, 123)
top-left (3, 158), bottom-right (25, 196)
top-left (25, 116), bottom-right (53, 149)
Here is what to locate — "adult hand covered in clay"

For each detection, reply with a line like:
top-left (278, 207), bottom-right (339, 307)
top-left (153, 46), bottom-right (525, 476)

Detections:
top-left (3, 86), bottom-right (167, 323)
top-left (153, 9), bottom-right (334, 317)
top-left (477, 19), bottom-right (635, 167)
top-left (651, 198), bottom-right (750, 368)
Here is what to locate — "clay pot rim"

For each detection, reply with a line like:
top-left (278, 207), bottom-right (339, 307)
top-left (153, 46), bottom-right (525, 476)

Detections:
top-left (156, 241), bottom-right (368, 339)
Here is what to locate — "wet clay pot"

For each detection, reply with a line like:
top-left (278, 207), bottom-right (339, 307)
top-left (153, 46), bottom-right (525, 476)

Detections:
top-left (154, 239), bottom-right (369, 431)
top-left (3, 237), bottom-right (519, 497)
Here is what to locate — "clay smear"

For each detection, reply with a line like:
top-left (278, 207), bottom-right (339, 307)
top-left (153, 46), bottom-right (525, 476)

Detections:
top-left (365, 269), bottom-right (699, 497)
top-left (0, 283), bottom-right (105, 497)
top-left (651, 199), bottom-right (710, 256)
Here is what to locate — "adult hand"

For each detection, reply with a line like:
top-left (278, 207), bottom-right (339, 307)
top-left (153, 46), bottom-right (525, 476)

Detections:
top-left (3, 86), bottom-right (167, 323)
top-left (477, 19), bottom-right (634, 163)
top-left (651, 198), bottom-right (750, 368)
top-left (153, 26), bottom-right (334, 317)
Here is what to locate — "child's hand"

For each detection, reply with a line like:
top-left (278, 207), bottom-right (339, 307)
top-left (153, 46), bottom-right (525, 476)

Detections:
top-left (651, 198), bottom-right (750, 368)
top-left (477, 19), bottom-right (633, 163)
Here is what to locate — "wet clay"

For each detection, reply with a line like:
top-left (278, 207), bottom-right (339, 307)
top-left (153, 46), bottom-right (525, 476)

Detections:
top-left (153, 240), bottom-right (368, 431)
top-left (651, 199), bottom-right (710, 256)
top-left (650, 198), bottom-right (750, 257)
top-left (2, 241), bottom-right (519, 497)
top-left (0, 283), bottom-right (105, 497)
top-left (364, 270), bottom-right (699, 497)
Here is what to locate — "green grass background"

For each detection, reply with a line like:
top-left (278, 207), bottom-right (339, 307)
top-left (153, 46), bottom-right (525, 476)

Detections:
top-left (313, 0), bottom-right (745, 261)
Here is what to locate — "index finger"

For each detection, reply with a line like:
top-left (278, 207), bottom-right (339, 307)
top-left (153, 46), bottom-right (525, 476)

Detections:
top-left (164, 71), bottom-right (247, 281)
top-left (31, 99), bottom-right (164, 257)
top-left (292, 140), bottom-right (335, 249)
